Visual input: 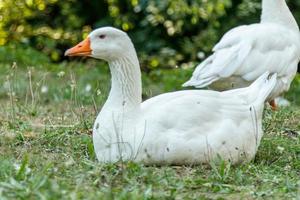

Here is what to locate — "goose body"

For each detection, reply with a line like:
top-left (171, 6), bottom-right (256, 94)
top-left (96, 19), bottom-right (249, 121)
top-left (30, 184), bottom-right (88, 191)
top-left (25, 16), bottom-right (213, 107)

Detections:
top-left (65, 27), bottom-right (276, 165)
top-left (183, 0), bottom-right (300, 103)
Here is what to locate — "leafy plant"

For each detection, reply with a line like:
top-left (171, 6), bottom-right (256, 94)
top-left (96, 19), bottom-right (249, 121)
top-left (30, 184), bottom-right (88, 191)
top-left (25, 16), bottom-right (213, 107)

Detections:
top-left (3, 0), bottom-right (299, 71)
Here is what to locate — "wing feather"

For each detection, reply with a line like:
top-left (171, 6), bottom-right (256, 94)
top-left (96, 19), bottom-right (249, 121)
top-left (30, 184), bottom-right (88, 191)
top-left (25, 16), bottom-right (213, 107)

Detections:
top-left (183, 24), bottom-right (300, 91)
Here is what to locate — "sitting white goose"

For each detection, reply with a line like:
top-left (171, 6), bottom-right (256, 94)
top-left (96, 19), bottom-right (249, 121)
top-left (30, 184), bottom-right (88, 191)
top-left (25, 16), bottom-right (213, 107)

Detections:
top-left (183, 0), bottom-right (300, 109)
top-left (65, 27), bottom-right (276, 165)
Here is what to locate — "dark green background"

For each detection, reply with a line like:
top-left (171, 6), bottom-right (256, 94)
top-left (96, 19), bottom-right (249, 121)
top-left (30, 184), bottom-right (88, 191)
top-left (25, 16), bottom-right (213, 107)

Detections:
top-left (0, 0), bottom-right (299, 71)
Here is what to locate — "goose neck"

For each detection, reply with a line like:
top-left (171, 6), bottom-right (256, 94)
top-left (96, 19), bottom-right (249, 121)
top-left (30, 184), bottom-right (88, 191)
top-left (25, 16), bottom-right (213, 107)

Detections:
top-left (261, 0), bottom-right (299, 31)
top-left (105, 55), bottom-right (142, 110)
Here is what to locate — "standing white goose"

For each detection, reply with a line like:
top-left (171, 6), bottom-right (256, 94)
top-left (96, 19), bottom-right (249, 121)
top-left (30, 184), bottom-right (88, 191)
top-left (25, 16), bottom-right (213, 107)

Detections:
top-left (183, 0), bottom-right (300, 109)
top-left (65, 27), bottom-right (276, 165)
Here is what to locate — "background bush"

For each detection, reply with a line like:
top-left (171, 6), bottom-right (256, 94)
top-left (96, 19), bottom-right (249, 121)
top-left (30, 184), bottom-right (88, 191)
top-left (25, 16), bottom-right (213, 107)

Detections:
top-left (0, 0), bottom-right (300, 70)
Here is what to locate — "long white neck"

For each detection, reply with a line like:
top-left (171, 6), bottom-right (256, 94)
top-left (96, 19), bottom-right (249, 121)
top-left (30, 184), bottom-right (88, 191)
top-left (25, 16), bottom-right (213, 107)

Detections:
top-left (261, 0), bottom-right (299, 31)
top-left (104, 51), bottom-right (142, 111)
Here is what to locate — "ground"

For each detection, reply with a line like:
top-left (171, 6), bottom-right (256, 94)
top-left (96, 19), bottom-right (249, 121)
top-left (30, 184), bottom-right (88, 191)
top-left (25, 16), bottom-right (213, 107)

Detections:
top-left (0, 61), bottom-right (299, 200)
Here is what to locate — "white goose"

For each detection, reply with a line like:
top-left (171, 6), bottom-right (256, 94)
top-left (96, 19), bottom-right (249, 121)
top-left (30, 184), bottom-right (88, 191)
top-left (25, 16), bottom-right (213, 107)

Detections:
top-left (183, 0), bottom-right (300, 109)
top-left (65, 27), bottom-right (276, 165)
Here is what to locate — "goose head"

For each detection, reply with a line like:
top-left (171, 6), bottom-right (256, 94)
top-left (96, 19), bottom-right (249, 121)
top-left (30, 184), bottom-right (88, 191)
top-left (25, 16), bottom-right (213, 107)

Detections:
top-left (65, 27), bottom-right (135, 61)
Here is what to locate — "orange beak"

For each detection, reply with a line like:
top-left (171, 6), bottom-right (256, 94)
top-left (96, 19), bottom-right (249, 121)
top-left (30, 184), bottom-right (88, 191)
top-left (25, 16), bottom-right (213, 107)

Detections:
top-left (65, 37), bottom-right (92, 57)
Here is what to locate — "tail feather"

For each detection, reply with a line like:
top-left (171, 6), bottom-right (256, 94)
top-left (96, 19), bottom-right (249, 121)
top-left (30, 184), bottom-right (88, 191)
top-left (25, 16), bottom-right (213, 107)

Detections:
top-left (251, 72), bottom-right (277, 106)
top-left (223, 72), bottom-right (277, 106)
top-left (183, 41), bottom-right (252, 89)
top-left (182, 55), bottom-right (218, 88)
top-left (182, 50), bottom-right (235, 89)
top-left (182, 76), bottom-right (218, 88)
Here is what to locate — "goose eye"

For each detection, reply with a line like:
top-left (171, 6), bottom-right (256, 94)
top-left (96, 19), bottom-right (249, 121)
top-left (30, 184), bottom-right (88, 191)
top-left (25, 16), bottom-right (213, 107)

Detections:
top-left (99, 35), bottom-right (106, 39)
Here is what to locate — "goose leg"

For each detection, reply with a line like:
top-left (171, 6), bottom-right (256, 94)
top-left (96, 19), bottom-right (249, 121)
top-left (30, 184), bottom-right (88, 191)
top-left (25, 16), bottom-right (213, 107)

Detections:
top-left (269, 99), bottom-right (277, 110)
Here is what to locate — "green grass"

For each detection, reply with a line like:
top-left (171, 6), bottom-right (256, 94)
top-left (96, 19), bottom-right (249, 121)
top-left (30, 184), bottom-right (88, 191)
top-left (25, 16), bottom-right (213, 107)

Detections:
top-left (0, 60), bottom-right (299, 200)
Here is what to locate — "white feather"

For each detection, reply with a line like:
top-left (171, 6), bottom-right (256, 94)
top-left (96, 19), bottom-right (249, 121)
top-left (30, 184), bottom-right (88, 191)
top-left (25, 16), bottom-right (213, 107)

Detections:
top-left (73, 27), bottom-right (278, 165)
top-left (183, 0), bottom-right (300, 101)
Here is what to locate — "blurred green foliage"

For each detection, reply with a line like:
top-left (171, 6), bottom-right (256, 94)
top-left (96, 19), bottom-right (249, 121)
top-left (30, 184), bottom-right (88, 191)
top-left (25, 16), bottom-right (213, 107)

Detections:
top-left (0, 0), bottom-right (300, 70)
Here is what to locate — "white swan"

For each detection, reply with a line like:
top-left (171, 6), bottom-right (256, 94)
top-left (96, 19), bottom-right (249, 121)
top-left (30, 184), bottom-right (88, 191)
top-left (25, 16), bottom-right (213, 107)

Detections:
top-left (65, 27), bottom-right (276, 165)
top-left (183, 0), bottom-right (300, 109)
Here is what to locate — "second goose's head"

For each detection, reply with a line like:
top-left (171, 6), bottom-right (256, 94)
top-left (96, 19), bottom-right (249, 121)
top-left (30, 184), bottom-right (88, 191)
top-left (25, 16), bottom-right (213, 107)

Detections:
top-left (65, 27), bottom-right (135, 61)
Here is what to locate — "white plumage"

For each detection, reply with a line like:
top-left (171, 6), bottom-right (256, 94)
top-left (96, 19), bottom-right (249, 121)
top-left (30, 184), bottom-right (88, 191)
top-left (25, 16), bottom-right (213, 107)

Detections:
top-left (65, 27), bottom-right (277, 165)
top-left (183, 0), bottom-right (300, 102)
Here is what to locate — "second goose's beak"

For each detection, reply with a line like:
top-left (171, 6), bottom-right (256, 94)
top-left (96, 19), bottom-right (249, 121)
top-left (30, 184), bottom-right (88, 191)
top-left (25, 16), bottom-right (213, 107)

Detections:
top-left (65, 37), bottom-right (92, 57)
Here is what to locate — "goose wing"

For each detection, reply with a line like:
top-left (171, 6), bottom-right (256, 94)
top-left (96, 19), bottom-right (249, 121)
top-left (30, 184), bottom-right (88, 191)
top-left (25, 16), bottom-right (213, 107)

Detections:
top-left (183, 24), bottom-right (299, 89)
